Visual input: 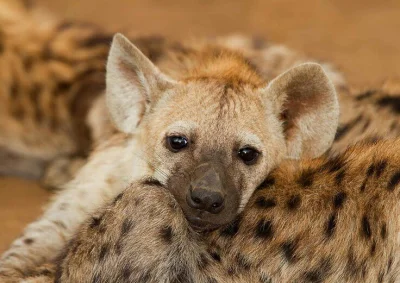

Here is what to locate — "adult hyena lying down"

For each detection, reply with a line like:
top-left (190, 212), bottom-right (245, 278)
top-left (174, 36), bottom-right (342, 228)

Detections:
top-left (48, 139), bottom-right (400, 282)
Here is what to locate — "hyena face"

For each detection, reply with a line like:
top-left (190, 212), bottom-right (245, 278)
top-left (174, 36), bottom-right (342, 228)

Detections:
top-left (106, 34), bottom-right (339, 230)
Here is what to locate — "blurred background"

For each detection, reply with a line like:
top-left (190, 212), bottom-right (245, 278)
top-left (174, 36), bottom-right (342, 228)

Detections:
top-left (1, 0), bottom-right (400, 252)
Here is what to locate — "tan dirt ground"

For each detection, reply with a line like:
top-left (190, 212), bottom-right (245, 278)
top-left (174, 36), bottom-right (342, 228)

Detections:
top-left (1, 0), bottom-right (399, 252)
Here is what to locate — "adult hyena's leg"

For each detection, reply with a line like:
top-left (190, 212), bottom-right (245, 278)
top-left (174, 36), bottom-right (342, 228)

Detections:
top-left (57, 181), bottom-right (216, 283)
top-left (0, 138), bottom-right (136, 280)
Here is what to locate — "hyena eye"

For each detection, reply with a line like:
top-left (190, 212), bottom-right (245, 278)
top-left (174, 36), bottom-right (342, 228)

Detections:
top-left (167, 136), bottom-right (189, 152)
top-left (238, 147), bottom-right (260, 165)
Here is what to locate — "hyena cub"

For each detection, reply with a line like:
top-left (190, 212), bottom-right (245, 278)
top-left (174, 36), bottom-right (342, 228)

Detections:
top-left (57, 139), bottom-right (400, 283)
top-left (0, 33), bottom-right (338, 280)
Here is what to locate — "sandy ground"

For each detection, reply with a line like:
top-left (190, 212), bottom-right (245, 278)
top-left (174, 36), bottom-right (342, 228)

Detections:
top-left (1, 0), bottom-right (399, 252)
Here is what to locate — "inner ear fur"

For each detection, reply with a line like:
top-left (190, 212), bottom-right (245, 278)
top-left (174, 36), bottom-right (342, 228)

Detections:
top-left (266, 63), bottom-right (339, 159)
top-left (106, 33), bottom-right (176, 133)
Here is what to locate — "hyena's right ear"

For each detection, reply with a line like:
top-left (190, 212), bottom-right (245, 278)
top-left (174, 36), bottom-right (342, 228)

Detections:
top-left (266, 63), bottom-right (339, 159)
top-left (106, 33), bottom-right (177, 133)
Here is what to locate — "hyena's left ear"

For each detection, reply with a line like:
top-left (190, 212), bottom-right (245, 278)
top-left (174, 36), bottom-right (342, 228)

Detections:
top-left (106, 33), bottom-right (177, 133)
top-left (266, 63), bottom-right (339, 159)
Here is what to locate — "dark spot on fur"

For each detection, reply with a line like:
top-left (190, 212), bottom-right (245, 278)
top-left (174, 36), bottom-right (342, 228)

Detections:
top-left (122, 265), bottom-right (132, 280)
top-left (115, 240), bottom-right (122, 255)
top-left (56, 81), bottom-right (72, 94)
top-left (160, 226), bottom-right (173, 243)
top-left (236, 254), bottom-right (251, 270)
top-left (281, 240), bottom-right (298, 263)
top-left (375, 160), bottom-right (388, 177)
top-left (121, 218), bottom-right (134, 237)
top-left (198, 253), bottom-right (209, 270)
top-left (370, 240), bottom-right (376, 256)
top-left (81, 34), bottom-right (113, 48)
top-left (255, 197), bottom-right (276, 209)
top-left (387, 171), bottom-right (400, 191)
top-left (221, 216), bottom-right (241, 237)
top-left (297, 169), bottom-right (315, 187)
top-left (355, 90), bottom-right (375, 101)
top-left (362, 135), bottom-right (382, 145)
top-left (361, 119), bottom-right (371, 132)
top-left (287, 195), bottom-right (301, 210)
top-left (376, 96), bottom-right (400, 114)
top-left (335, 170), bottom-right (345, 185)
top-left (90, 216), bottom-right (102, 229)
top-left (99, 244), bottom-right (109, 261)
top-left (390, 121), bottom-right (397, 132)
top-left (334, 115), bottom-right (363, 141)
top-left (255, 219), bottom-right (273, 239)
top-left (23, 238), bottom-right (34, 245)
top-left (143, 177), bottom-right (163, 187)
top-left (113, 192), bottom-right (124, 205)
top-left (325, 213), bottom-right (337, 238)
top-left (360, 179), bottom-right (367, 192)
top-left (256, 176), bottom-right (275, 190)
top-left (304, 258), bottom-right (332, 283)
top-left (367, 164), bottom-right (375, 177)
top-left (209, 251), bottom-right (221, 262)
top-left (381, 223), bottom-right (387, 240)
top-left (322, 155), bottom-right (346, 173)
top-left (388, 256), bottom-right (393, 271)
top-left (333, 192), bottom-right (347, 209)
top-left (361, 215), bottom-right (372, 239)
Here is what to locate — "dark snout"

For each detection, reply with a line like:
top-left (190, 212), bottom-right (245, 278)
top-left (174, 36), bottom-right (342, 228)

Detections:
top-left (187, 163), bottom-right (225, 214)
top-left (167, 161), bottom-right (239, 231)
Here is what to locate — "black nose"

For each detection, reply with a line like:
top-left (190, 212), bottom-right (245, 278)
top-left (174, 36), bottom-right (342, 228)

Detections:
top-left (187, 188), bottom-right (225, 214)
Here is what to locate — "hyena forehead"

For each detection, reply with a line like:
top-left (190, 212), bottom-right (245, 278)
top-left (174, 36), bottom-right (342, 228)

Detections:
top-left (152, 81), bottom-right (275, 139)
top-left (156, 79), bottom-right (268, 118)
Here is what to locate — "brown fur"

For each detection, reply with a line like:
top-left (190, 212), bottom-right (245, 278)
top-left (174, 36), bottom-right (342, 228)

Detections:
top-left (332, 78), bottom-right (400, 152)
top-left (0, 31), bottom-right (340, 281)
top-left (53, 138), bottom-right (400, 283)
top-left (0, 0), bottom-right (110, 179)
top-left (1, 3), bottom-right (400, 282)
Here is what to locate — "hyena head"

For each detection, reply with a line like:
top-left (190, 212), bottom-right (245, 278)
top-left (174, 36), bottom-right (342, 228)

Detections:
top-left (106, 34), bottom-right (339, 230)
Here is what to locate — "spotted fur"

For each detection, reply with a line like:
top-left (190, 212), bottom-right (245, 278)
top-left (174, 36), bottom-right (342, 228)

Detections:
top-left (1, 2), bottom-right (400, 282)
top-left (51, 139), bottom-right (400, 282)
top-left (0, 0), bottom-right (346, 187)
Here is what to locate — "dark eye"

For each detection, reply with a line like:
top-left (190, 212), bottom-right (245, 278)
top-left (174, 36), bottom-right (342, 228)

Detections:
top-left (238, 147), bottom-right (260, 165)
top-left (167, 136), bottom-right (189, 152)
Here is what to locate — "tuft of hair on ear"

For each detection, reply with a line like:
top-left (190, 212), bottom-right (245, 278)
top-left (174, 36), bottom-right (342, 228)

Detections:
top-left (105, 33), bottom-right (177, 133)
top-left (265, 63), bottom-right (339, 159)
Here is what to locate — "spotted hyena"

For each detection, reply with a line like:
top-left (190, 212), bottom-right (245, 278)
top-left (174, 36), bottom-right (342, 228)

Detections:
top-left (34, 138), bottom-right (400, 283)
top-left (2, 2), bottom-right (400, 282)
top-left (2, 0), bottom-right (400, 190)
top-left (0, 28), bottom-right (342, 281)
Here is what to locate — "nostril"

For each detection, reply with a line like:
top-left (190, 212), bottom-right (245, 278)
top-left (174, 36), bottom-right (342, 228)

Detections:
top-left (193, 197), bottom-right (202, 204)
